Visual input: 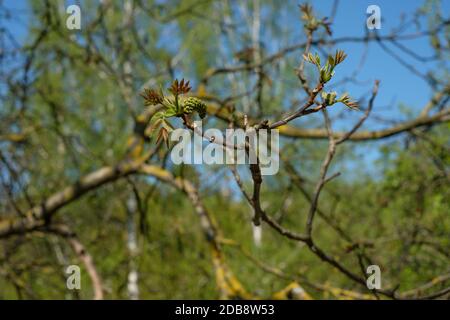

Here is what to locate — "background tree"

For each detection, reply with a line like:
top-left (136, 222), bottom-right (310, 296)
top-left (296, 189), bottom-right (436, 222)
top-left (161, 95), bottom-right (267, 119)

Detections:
top-left (0, 0), bottom-right (448, 299)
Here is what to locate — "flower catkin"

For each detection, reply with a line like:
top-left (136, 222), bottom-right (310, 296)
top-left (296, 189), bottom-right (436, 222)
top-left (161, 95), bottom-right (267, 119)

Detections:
top-left (183, 97), bottom-right (207, 119)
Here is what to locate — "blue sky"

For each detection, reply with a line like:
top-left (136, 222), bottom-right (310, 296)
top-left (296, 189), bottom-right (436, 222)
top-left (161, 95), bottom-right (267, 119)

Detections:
top-left (1, 0), bottom-right (448, 180)
top-left (309, 0), bottom-right (448, 177)
top-left (313, 0), bottom-right (448, 118)
top-left (3, 0), bottom-right (447, 116)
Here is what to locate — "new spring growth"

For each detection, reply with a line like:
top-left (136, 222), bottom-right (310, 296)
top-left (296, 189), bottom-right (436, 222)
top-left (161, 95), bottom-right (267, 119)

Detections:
top-left (140, 79), bottom-right (207, 147)
top-left (337, 93), bottom-right (359, 110)
top-left (299, 4), bottom-right (332, 35)
top-left (141, 79), bottom-right (206, 119)
top-left (303, 50), bottom-right (358, 109)
top-left (321, 91), bottom-right (359, 110)
top-left (303, 50), bottom-right (347, 83)
top-left (321, 91), bottom-right (337, 105)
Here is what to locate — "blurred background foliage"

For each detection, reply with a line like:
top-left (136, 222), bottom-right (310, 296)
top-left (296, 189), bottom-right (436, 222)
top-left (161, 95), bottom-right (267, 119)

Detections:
top-left (0, 0), bottom-right (448, 299)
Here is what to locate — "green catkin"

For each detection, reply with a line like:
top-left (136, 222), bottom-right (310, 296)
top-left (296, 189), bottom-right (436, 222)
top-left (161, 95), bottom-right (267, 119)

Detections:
top-left (183, 97), bottom-right (207, 119)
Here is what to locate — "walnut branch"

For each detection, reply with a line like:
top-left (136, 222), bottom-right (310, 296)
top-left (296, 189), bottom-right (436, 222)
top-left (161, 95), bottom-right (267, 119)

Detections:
top-left (204, 100), bottom-right (449, 141)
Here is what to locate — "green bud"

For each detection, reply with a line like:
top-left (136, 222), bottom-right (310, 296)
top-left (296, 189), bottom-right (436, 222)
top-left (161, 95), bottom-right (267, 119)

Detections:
top-left (321, 91), bottom-right (337, 105)
top-left (319, 65), bottom-right (334, 83)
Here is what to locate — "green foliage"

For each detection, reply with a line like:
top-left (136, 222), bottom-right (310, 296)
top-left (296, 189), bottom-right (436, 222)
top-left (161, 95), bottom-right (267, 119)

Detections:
top-left (0, 0), bottom-right (448, 300)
